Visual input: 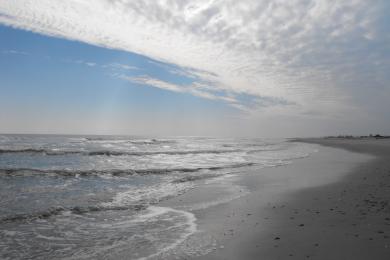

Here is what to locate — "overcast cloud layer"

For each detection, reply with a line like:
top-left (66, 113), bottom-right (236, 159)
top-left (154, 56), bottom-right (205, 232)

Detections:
top-left (1, 0), bottom-right (389, 129)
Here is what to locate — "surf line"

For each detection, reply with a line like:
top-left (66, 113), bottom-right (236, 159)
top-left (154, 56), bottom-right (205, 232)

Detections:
top-left (134, 206), bottom-right (197, 260)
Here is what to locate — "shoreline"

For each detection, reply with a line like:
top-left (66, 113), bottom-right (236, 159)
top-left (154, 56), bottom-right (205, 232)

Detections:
top-left (163, 138), bottom-right (390, 259)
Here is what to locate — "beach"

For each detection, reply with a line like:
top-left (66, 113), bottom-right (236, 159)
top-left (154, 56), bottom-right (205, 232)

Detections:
top-left (164, 138), bottom-right (390, 259)
top-left (1, 136), bottom-right (390, 259)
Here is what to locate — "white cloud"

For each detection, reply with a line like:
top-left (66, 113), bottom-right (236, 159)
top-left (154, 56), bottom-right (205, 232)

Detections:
top-left (104, 63), bottom-right (138, 71)
top-left (119, 74), bottom-right (295, 112)
top-left (120, 74), bottom-right (241, 105)
top-left (0, 0), bottom-right (389, 118)
top-left (124, 75), bottom-right (184, 93)
top-left (84, 62), bottom-right (96, 67)
top-left (1, 49), bottom-right (28, 55)
top-left (62, 59), bottom-right (97, 67)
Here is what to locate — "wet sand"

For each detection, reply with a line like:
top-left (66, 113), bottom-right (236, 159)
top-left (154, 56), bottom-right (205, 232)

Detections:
top-left (171, 139), bottom-right (390, 259)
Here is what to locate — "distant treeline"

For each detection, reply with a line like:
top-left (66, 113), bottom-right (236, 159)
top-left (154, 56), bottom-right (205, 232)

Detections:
top-left (325, 134), bottom-right (390, 139)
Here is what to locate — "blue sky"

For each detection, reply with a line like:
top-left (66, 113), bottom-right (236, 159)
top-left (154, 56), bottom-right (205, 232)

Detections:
top-left (0, 25), bottom-right (234, 111)
top-left (0, 1), bottom-right (389, 136)
top-left (0, 25), bottom-right (241, 135)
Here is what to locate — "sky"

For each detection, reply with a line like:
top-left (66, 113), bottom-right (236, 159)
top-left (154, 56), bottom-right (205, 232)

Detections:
top-left (0, 0), bottom-right (389, 137)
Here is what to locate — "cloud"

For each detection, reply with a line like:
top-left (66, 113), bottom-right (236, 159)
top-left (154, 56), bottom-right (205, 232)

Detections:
top-left (120, 74), bottom-right (236, 103)
top-left (119, 74), bottom-right (293, 112)
top-left (58, 58), bottom-right (141, 72)
top-left (62, 59), bottom-right (97, 67)
top-left (124, 75), bottom-right (184, 93)
top-left (1, 49), bottom-right (28, 55)
top-left (104, 63), bottom-right (138, 71)
top-left (0, 0), bottom-right (389, 118)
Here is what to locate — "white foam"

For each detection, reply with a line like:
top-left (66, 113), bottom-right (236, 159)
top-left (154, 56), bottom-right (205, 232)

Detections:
top-left (133, 206), bottom-right (197, 260)
top-left (182, 183), bottom-right (249, 211)
top-left (101, 181), bottom-right (194, 208)
top-left (73, 206), bottom-right (198, 260)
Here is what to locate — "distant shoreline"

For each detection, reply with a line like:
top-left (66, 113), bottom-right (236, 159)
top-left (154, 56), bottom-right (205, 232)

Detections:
top-left (293, 137), bottom-right (390, 156)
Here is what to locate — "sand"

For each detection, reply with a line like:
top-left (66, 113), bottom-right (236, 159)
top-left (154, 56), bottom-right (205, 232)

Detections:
top-left (164, 138), bottom-right (390, 259)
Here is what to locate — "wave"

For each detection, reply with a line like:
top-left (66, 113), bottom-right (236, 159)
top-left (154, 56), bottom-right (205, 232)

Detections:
top-left (0, 205), bottom-right (199, 260)
top-left (85, 137), bottom-right (176, 144)
top-left (172, 173), bottom-right (223, 183)
top-left (0, 204), bottom-right (147, 224)
top-left (246, 147), bottom-right (284, 153)
top-left (0, 148), bottom-right (48, 154)
top-left (0, 163), bottom-right (255, 177)
top-left (0, 148), bottom-right (242, 156)
top-left (87, 149), bottom-right (242, 156)
top-left (0, 148), bottom-right (80, 155)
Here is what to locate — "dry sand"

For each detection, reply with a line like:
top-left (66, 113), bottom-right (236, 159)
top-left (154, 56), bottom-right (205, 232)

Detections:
top-left (166, 138), bottom-right (390, 259)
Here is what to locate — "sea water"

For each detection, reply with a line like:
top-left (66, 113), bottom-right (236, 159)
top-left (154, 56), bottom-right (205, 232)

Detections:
top-left (0, 135), bottom-right (315, 259)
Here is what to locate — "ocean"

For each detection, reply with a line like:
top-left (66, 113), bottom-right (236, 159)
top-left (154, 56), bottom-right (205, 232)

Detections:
top-left (0, 134), bottom-right (315, 259)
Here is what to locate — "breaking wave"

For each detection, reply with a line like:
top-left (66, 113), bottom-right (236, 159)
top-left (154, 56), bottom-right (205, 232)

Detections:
top-left (0, 163), bottom-right (255, 177)
top-left (0, 204), bottom-right (146, 224)
top-left (0, 148), bottom-right (242, 156)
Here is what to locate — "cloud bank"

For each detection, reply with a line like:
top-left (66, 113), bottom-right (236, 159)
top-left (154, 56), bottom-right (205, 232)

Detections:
top-left (0, 0), bottom-right (389, 118)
